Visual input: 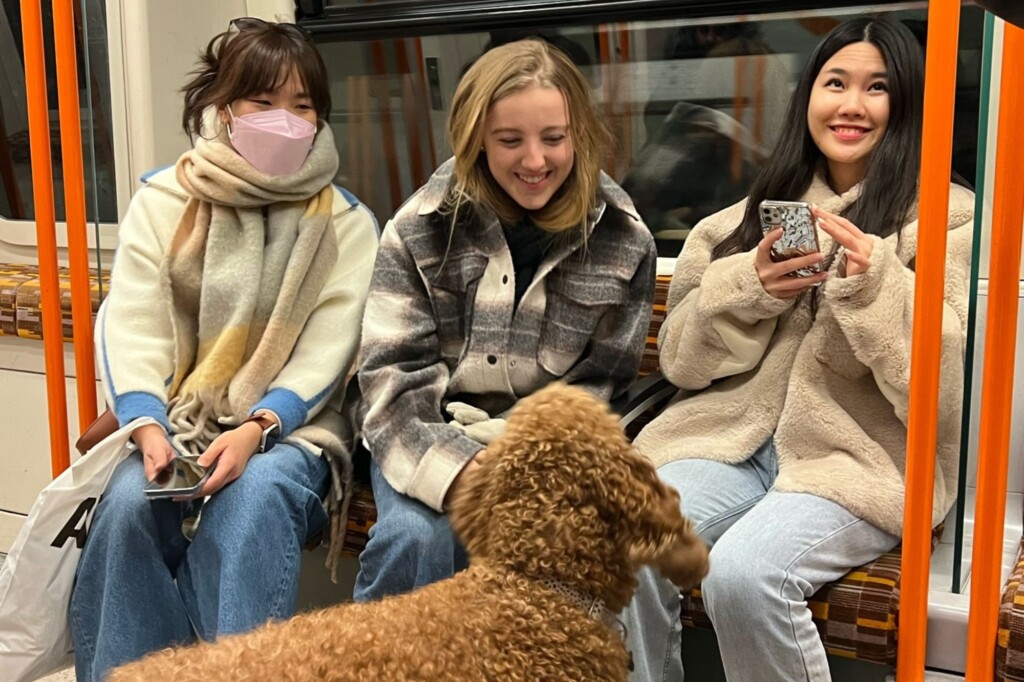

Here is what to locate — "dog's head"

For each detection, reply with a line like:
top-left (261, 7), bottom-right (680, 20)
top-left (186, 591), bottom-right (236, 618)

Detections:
top-left (448, 383), bottom-right (709, 612)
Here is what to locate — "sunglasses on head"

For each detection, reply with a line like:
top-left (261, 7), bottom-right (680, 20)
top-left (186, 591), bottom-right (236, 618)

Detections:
top-left (228, 17), bottom-right (313, 43)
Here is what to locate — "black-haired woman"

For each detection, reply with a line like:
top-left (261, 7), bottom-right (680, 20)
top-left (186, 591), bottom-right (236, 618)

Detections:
top-left (625, 17), bottom-right (973, 681)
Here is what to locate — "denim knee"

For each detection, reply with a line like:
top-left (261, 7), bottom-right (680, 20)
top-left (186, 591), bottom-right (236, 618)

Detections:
top-left (198, 445), bottom-right (328, 547)
top-left (89, 456), bottom-right (168, 542)
top-left (701, 541), bottom-right (773, 616)
top-left (371, 505), bottom-right (459, 564)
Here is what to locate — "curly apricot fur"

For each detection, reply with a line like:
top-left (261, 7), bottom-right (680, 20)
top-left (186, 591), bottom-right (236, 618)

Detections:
top-left (110, 383), bottom-right (708, 682)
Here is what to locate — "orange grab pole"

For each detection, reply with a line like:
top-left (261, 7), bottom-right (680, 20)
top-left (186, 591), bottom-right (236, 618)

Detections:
top-left (54, 0), bottom-right (98, 435)
top-left (965, 20), bottom-right (1024, 681)
top-left (895, 0), bottom-right (960, 679)
top-left (21, 0), bottom-right (71, 477)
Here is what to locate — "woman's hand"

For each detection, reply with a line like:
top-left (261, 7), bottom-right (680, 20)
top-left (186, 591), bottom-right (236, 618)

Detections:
top-left (813, 207), bottom-right (873, 277)
top-left (755, 228), bottom-right (828, 298)
top-left (193, 422), bottom-right (265, 497)
top-left (132, 423), bottom-right (175, 482)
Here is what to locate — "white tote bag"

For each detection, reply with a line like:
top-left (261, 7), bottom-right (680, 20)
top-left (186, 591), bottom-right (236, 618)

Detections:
top-left (0, 417), bottom-right (156, 682)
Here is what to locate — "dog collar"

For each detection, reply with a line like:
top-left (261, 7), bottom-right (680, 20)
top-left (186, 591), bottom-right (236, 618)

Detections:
top-left (539, 578), bottom-right (635, 672)
top-left (539, 578), bottom-right (622, 632)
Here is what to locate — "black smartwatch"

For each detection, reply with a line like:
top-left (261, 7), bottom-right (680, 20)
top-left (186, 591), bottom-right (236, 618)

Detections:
top-left (244, 412), bottom-right (280, 453)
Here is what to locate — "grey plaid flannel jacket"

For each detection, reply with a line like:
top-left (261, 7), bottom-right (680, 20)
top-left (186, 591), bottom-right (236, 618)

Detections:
top-left (358, 159), bottom-right (657, 509)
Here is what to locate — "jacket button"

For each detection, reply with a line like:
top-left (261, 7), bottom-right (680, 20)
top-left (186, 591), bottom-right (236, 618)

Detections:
top-left (487, 355), bottom-right (497, 365)
top-left (502, 275), bottom-right (509, 285)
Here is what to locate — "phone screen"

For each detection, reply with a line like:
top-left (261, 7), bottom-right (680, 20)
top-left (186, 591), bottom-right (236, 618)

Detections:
top-left (143, 456), bottom-right (212, 499)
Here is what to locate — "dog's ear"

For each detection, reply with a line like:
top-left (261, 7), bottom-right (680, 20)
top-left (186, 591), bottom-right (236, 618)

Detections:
top-left (617, 455), bottom-right (709, 590)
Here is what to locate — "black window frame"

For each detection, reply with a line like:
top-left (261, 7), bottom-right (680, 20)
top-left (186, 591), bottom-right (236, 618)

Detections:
top-left (299, 0), bottom-right (917, 40)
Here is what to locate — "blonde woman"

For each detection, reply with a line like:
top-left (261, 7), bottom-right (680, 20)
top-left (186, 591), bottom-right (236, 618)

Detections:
top-left (355, 38), bottom-right (657, 601)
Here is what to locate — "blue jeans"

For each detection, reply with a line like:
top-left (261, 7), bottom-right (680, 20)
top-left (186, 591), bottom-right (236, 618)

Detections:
top-left (69, 443), bottom-right (329, 682)
top-left (624, 440), bottom-right (900, 682)
top-left (353, 460), bottom-right (468, 602)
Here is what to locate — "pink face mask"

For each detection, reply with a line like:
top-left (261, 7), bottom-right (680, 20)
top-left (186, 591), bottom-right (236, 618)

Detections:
top-left (227, 106), bottom-right (317, 176)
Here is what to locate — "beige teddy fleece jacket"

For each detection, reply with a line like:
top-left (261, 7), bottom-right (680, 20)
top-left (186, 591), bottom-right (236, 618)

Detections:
top-left (634, 174), bottom-right (974, 536)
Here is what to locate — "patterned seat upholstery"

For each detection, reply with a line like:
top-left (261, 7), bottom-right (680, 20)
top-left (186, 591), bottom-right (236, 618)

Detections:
top-left (340, 483), bottom-right (378, 557)
top-left (996, 537), bottom-right (1024, 681)
top-left (0, 263), bottom-right (109, 340)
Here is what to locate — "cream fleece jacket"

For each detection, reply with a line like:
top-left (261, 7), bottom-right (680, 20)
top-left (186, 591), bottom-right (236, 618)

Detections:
top-left (634, 174), bottom-right (974, 535)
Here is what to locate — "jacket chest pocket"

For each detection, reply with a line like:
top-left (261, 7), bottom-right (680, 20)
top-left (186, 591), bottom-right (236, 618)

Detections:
top-left (538, 266), bottom-right (631, 376)
top-left (423, 254), bottom-right (490, 362)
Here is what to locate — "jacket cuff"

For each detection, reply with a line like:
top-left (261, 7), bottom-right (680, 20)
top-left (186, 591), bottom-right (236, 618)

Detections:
top-left (406, 436), bottom-right (486, 512)
top-left (252, 388), bottom-right (307, 439)
top-left (825, 236), bottom-right (889, 307)
top-left (697, 251), bottom-right (794, 321)
top-left (114, 391), bottom-right (170, 432)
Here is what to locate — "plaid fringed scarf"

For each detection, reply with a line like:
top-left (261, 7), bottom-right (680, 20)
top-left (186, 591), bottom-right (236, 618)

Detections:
top-left (164, 110), bottom-right (357, 576)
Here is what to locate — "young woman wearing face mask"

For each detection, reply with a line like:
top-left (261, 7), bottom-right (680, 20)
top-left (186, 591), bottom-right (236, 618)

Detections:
top-left (69, 19), bottom-right (378, 681)
top-left (623, 18), bottom-right (974, 682)
top-left (353, 38), bottom-right (657, 602)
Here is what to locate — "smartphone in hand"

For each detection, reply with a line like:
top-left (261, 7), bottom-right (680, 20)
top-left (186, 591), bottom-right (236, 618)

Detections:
top-left (758, 200), bottom-right (821, 277)
top-left (143, 455), bottom-right (213, 499)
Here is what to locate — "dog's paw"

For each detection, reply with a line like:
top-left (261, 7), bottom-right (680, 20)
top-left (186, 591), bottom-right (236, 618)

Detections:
top-left (660, 536), bottom-right (710, 590)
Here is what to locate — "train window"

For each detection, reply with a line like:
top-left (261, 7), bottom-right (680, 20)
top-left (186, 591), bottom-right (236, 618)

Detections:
top-left (305, 2), bottom-right (985, 257)
top-left (0, 0), bottom-right (117, 224)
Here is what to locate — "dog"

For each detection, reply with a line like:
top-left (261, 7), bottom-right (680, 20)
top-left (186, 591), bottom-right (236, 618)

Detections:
top-left (110, 383), bottom-right (709, 681)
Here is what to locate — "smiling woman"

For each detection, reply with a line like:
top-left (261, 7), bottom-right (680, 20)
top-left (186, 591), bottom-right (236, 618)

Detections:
top-left (623, 17), bottom-right (975, 682)
top-left (806, 42), bottom-right (891, 194)
top-left (709, 18), bottom-right (929, 266)
top-left (482, 84), bottom-right (574, 212)
top-left (353, 37), bottom-right (657, 607)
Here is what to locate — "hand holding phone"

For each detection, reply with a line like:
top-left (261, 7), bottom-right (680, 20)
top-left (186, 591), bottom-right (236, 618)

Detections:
top-left (143, 455), bottom-right (214, 500)
top-left (754, 200), bottom-right (827, 299)
top-left (758, 200), bottom-right (822, 276)
top-left (133, 423), bottom-right (175, 482)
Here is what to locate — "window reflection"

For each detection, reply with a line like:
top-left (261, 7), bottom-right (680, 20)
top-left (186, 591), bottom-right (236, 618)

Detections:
top-left (312, 5), bottom-right (983, 255)
top-left (0, 0), bottom-right (117, 223)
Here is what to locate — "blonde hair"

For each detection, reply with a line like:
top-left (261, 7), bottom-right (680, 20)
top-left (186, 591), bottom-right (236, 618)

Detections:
top-left (445, 39), bottom-right (609, 233)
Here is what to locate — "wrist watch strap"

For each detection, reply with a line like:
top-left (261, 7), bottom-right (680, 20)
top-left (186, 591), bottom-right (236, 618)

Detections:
top-left (244, 412), bottom-right (280, 453)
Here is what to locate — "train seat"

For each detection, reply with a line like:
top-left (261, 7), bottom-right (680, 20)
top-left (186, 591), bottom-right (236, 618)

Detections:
top-left (996, 505), bottom-right (1024, 680)
top-left (337, 270), bottom-right (938, 669)
top-left (0, 262), bottom-right (109, 342)
top-left (3, 260), bottom-right (943, 670)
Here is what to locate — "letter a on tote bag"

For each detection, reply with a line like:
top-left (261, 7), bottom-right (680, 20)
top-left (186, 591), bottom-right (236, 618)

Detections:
top-left (0, 417), bottom-right (157, 682)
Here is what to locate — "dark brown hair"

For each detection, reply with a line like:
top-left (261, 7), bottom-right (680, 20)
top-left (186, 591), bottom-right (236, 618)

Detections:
top-left (181, 19), bottom-right (331, 139)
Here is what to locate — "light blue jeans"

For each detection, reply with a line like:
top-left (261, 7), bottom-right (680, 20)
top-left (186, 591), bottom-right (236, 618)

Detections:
top-left (353, 460), bottom-right (468, 602)
top-left (69, 443), bottom-right (329, 682)
top-left (624, 440), bottom-right (900, 682)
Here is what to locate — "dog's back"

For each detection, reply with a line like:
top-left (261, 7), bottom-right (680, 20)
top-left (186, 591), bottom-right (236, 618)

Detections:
top-left (110, 565), bottom-right (630, 682)
top-left (111, 384), bottom-right (705, 682)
